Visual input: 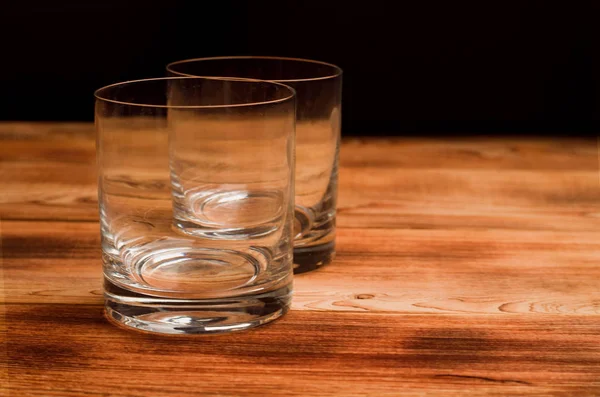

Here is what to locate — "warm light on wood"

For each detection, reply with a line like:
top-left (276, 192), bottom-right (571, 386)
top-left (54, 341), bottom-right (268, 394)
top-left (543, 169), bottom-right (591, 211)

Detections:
top-left (1, 123), bottom-right (599, 395)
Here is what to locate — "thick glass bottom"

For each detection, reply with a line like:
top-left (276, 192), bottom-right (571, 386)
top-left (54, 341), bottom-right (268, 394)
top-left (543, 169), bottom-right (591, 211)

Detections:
top-left (293, 241), bottom-right (335, 274)
top-left (104, 278), bottom-right (292, 335)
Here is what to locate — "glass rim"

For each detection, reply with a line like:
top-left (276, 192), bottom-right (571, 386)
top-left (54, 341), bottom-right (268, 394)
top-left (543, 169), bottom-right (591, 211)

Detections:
top-left (166, 56), bottom-right (343, 83)
top-left (94, 76), bottom-right (296, 109)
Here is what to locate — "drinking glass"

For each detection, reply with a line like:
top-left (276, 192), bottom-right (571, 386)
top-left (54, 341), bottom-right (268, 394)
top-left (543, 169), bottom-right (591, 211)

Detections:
top-left (167, 57), bottom-right (342, 273)
top-left (95, 77), bottom-right (296, 334)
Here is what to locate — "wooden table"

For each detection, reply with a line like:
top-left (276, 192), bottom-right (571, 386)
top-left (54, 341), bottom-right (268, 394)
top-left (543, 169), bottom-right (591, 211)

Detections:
top-left (2, 123), bottom-right (600, 396)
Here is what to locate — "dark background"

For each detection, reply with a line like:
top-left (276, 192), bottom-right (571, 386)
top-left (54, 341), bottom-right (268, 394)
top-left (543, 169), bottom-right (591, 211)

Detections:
top-left (1, 0), bottom-right (597, 136)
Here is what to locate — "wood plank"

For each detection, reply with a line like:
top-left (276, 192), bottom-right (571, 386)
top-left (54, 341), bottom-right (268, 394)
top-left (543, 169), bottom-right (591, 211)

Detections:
top-left (2, 124), bottom-right (599, 228)
top-left (4, 164), bottom-right (599, 229)
top-left (5, 307), bottom-right (600, 397)
top-left (2, 123), bottom-right (600, 396)
top-left (340, 137), bottom-right (599, 170)
top-left (337, 168), bottom-right (600, 231)
top-left (3, 221), bottom-right (599, 316)
top-left (0, 223), bottom-right (8, 394)
top-left (0, 122), bottom-right (97, 221)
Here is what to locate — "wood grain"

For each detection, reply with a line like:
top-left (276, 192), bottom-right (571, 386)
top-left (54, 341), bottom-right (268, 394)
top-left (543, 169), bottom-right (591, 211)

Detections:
top-left (2, 123), bottom-right (600, 396)
top-left (5, 308), bottom-right (600, 397)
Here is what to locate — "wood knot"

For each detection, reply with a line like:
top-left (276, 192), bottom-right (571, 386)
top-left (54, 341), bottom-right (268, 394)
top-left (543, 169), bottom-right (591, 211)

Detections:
top-left (355, 294), bottom-right (374, 300)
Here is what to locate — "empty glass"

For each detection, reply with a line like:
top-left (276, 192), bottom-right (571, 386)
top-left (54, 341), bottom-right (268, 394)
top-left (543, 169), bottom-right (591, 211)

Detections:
top-left (95, 77), bottom-right (296, 334)
top-left (167, 57), bottom-right (342, 273)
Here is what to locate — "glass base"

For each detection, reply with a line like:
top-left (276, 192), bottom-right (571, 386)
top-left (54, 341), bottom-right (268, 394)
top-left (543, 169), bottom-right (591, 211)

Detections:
top-left (293, 241), bottom-right (335, 274)
top-left (104, 278), bottom-right (292, 335)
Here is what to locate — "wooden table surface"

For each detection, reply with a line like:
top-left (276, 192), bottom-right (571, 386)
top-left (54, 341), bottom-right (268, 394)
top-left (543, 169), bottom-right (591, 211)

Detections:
top-left (2, 123), bottom-right (600, 396)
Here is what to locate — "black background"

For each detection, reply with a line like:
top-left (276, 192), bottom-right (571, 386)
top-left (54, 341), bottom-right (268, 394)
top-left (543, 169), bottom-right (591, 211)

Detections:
top-left (1, 0), bottom-right (597, 136)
